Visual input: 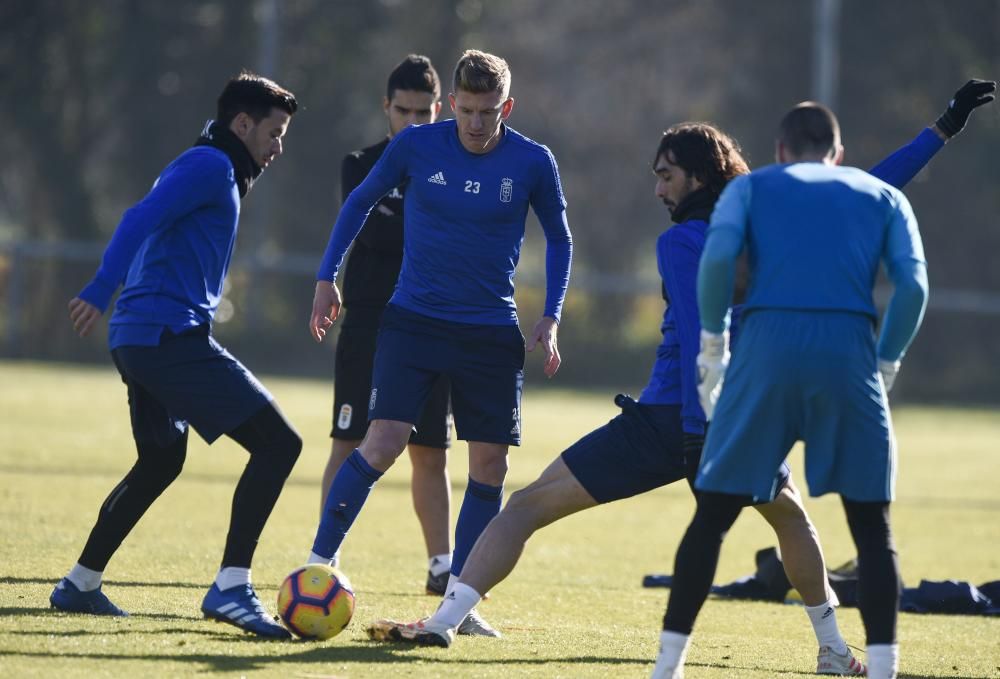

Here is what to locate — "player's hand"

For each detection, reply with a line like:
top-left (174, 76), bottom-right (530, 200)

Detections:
top-left (696, 329), bottom-right (730, 420)
top-left (878, 358), bottom-right (901, 393)
top-left (68, 297), bottom-right (102, 337)
top-left (935, 79), bottom-right (996, 138)
top-left (310, 280), bottom-right (342, 343)
top-left (526, 316), bottom-right (561, 378)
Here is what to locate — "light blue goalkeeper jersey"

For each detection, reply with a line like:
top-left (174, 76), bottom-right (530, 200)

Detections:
top-left (699, 162), bottom-right (928, 362)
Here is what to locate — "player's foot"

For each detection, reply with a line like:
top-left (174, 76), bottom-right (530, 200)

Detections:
top-left (456, 607), bottom-right (500, 637)
top-left (425, 569), bottom-right (448, 596)
top-left (366, 617), bottom-right (455, 648)
top-left (817, 645), bottom-right (867, 676)
top-left (201, 583), bottom-right (291, 639)
top-left (50, 578), bottom-right (128, 616)
top-left (650, 659), bottom-right (683, 679)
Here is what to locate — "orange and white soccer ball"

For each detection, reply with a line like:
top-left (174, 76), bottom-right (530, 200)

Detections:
top-left (277, 564), bottom-right (355, 640)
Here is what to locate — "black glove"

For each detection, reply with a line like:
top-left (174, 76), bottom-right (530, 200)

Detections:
top-left (682, 432), bottom-right (706, 487)
top-left (935, 79), bottom-right (996, 138)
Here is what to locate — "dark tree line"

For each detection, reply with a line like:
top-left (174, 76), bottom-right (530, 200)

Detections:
top-left (1, 0), bottom-right (997, 401)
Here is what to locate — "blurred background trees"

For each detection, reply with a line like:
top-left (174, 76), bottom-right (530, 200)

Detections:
top-left (1, 0), bottom-right (998, 401)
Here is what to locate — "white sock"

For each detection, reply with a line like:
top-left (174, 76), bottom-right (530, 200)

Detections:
top-left (307, 551), bottom-right (333, 566)
top-left (866, 643), bottom-right (899, 679)
top-left (429, 553), bottom-right (452, 576)
top-left (431, 582), bottom-right (481, 629)
top-left (805, 600), bottom-right (848, 655)
top-left (444, 573), bottom-right (459, 597)
top-left (66, 563), bottom-right (102, 592)
top-left (652, 630), bottom-right (690, 678)
top-left (331, 549), bottom-right (340, 569)
top-left (214, 567), bottom-right (251, 591)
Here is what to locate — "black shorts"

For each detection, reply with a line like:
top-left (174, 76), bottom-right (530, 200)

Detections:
top-left (561, 397), bottom-right (687, 504)
top-left (332, 307), bottom-right (451, 449)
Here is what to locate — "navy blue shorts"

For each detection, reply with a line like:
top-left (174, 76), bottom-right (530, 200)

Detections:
top-left (332, 307), bottom-right (452, 448)
top-left (561, 398), bottom-right (688, 504)
top-left (370, 304), bottom-right (524, 445)
top-left (111, 326), bottom-right (272, 446)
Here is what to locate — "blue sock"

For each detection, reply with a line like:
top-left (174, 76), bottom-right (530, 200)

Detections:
top-left (452, 476), bottom-right (503, 577)
top-left (311, 450), bottom-right (383, 559)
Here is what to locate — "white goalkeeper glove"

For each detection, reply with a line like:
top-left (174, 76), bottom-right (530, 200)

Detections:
top-left (697, 329), bottom-right (730, 420)
top-left (878, 358), bottom-right (901, 393)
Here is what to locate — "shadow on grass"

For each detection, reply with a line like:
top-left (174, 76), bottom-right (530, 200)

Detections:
top-left (1, 606), bottom-right (199, 622)
top-left (0, 644), bottom-right (652, 673)
top-left (8, 627), bottom-right (224, 638)
top-left (0, 464), bottom-right (417, 493)
top-left (1, 575), bottom-right (207, 589)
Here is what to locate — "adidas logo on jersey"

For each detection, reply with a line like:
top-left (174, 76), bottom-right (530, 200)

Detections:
top-left (427, 171), bottom-right (447, 185)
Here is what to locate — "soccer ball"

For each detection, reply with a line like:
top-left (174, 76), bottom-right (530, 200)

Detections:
top-left (277, 564), bottom-right (355, 640)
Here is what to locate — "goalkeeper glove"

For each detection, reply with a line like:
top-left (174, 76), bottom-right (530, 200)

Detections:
top-left (697, 329), bottom-right (730, 420)
top-left (935, 79), bottom-right (996, 138)
top-left (878, 358), bottom-right (901, 393)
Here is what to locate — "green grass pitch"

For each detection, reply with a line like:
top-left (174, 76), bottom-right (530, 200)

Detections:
top-left (1, 361), bottom-right (998, 678)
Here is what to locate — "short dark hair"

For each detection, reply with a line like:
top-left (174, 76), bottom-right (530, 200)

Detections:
top-left (778, 102), bottom-right (840, 157)
top-left (386, 54), bottom-right (441, 101)
top-left (453, 49), bottom-right (510, 97)
top-left (216, 71), bottom-right (298, 126)
top-left (655, 122), bottom-right (750, 196)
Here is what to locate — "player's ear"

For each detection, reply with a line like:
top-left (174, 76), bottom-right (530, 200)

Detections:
top-left (774, 140), bottom-right (786, 164)
top-left (448, 93), bottom-right (456, 112)
top-left (433, 100), bottom-right (443, 117)
top-left (230, 112), bottom-right (253, 140)
top-left (830, 144), bottom-right (844, 166)
top-left (501, 97), bottom-right (515, 119)
top-left (382, 96), bottom-right (391, 115)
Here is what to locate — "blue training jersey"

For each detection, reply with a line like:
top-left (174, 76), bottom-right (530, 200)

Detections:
top-left (700, 163), bottom-right (927, 361)
top-left (317, 119), bottom-right (572, 326)
top-left (638, 220), bottom-right (707, 435)
top-left (640, 127), bottom-right (940, 429)
top-left (78, 146), bottom-right (241, 348)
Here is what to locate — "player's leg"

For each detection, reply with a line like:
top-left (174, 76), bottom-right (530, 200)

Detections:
top-left (444, 322), bottom-right (525, 608)
top-left (322, 439), bottom-right (360, 513)
top-left (655, 490), bottom-right (748, 677)
top-left (324, 322), bottom-right (377, 514)
top-left (657, 312), bottom-right (799, 676)
top-left (51, 349), bottom-right (188, 617)
top-left (407, 443), bottom-right (452, 590)
top-left (842, 499), bottom-right (899, 679)
top-left (369, 397), bottom-right (688, 648)
top-left (368, 316), bottom-right (521, 639)
top-left (754, 476), bottom-right (865, 675)
top-left (138, 331), bottom-right (301, 638)
top-left (408, 374), bottom-right (453, 594)
top-left (800, 312), bottom-right (899, 678)
top-left (200, 399), bottom-right (301, 639)
top-left (311, 305), bottom-right (441, 565)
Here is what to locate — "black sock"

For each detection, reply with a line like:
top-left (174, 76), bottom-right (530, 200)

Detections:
top-left (78, 431), bottom-right (188, 571)
top-left (222, 403), bottom-right (302, 568)
top-left (662, 491), bottom-right (747, 634)
top-left (843, 499), bottom-right (899, 645)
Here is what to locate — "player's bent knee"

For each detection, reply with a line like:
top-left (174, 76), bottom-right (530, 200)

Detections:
top-left (757, 487), bottom-right (812, 528)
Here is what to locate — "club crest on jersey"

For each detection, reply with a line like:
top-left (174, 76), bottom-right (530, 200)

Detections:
top-left (500, 177), bottom-right (513, 203)
top-left (369, 388), bottom-right (377, 411)
top-left (337, 404), bottom-right (353, 430)
top-left (427, 171), bottom-right (447, 185)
